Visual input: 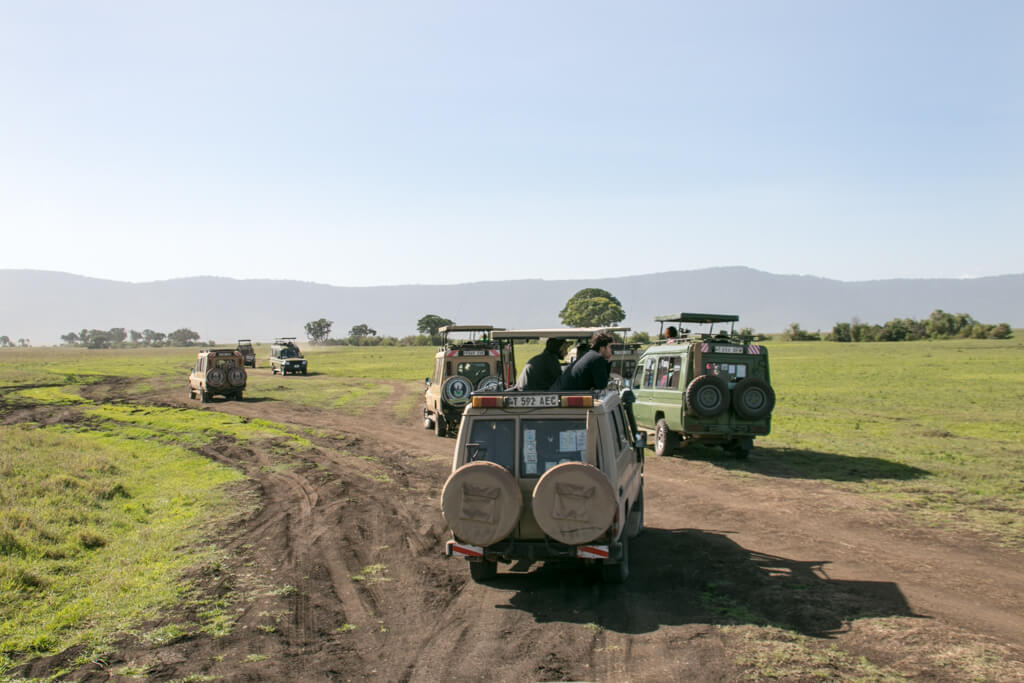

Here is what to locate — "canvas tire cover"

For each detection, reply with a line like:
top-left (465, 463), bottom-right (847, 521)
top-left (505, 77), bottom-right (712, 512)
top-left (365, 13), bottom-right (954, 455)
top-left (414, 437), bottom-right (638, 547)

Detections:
top-left (441, 462), bottom-right (522, 547)
top-left (441, 376), bottom-right (473, 406)
top-left (228, 367), bottom-right (247, 387)
top-left (206, 368), bottom-right (227, 387)
top-left (532, 462), bottom-right (616, 546)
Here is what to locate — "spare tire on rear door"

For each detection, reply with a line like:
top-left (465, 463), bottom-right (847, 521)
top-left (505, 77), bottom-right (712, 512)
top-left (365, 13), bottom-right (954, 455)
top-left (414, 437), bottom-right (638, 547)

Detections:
top-left (441, 376), bottom-right (474, 407)
top-left (206, 368), bottom-right (227, 388)
top-left (531, 462), bottom-right (616, 546)
top-left (732, 377), bottom-right (775, 419)
top-left (228, 367), bottom-right (246, 387)
top-left (441, 462), bottom-right (522, 547)
top-left (685, 374), bottom-right (729, 417)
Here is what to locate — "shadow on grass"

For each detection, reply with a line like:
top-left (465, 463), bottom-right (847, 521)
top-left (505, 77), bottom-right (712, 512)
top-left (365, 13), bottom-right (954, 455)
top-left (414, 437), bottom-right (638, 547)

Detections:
top-left (493, 528), bottom-right (922, 637)
top-left (673, 444), bottom-right (930, 482)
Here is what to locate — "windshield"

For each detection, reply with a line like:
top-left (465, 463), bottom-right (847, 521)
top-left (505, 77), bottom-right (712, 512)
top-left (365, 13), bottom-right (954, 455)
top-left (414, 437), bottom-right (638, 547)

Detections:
top-left (278, 346), bottom-right (300, 358)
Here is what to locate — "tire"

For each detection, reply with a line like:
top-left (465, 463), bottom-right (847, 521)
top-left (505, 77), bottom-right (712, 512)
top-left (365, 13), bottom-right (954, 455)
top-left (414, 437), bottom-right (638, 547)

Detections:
top-left (476, 375), bottom-right (501, 392)
top-left (627, 490), bottom-right (645, 539)
top-left (685, 374), bottom-right (730, 417)
top-left (200, 390), bottom-right (210, 403)
top-left (424, 415), bottom-right (435, 430)
top-left (434, 415), bottom-right (447, 438)
top-left (206, 368), bottom-right (227, 388)
top-left (601, 535), bottom-right (629, 584)
top-left (441, 376), bottom-right (473, 407)
top-left (654, 419), bottom-right (679, 457)
top-left (271, 366), bottom-right (278, 375)
top-left (188, 386), bottom-right (195, 400)
top-left (469, 559), bottom-right (498, 582)
top-left (302, 368), bottom-right (307, 375)
top-left (235, 391), bottom-right (244, 401)
top-left (732, 377), bottom-right (775, 420)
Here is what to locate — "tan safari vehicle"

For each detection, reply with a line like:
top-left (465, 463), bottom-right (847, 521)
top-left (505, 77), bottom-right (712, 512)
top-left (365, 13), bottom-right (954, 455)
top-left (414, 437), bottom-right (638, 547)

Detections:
top-left (188, 349), bottom-right (247, 402)
top-left (423, 325), bottom-right (511, 438)
top-left (441, 387), bottom-right (646, 583)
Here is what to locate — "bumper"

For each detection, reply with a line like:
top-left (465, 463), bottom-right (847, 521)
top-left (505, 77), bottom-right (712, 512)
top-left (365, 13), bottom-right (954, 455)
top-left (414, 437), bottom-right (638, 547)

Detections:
top-left (445, 538), bottom-right (621, 563)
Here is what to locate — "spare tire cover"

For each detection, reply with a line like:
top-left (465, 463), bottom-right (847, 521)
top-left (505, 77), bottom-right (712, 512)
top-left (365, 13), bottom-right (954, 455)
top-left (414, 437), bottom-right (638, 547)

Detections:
top-left (228, 367), bottom-right (247, 387)
top-left (732, 377), bottom-right (775, 419)
top-left (441, 376), bottom-right (473, 406)
top-left (476, 375), bottom-right (502, 392)
top-left (206, 368), bottom-right (227, 387)
top-left (441, 461), bottom-right (522, 547)
top-left (532, 462), bottom-right (616, 546)
top-left (685, 374), bottom-right (729, 417)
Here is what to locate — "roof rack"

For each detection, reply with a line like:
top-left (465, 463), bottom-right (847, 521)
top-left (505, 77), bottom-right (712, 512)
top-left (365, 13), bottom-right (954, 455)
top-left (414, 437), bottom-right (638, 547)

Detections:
top-left (491, 326), bottom-right (629, 341)
top-left (654, 313), bottom-right (739, 324)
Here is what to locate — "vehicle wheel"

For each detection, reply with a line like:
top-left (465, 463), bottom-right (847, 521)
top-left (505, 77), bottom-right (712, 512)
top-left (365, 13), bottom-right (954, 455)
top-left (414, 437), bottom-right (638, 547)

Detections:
top-left (423, 412), bottom-right (435, 430)
top-left (271, 366), bottom-right (277, 375)
top-left (685, 374), bottom-right (730, 417)
top-left (200, 390), bottom-right (210, 403)
top-left (627, 490), bottom-right (645, 538)
top-left (732, 377), bottom-right (775, 420)
top-left (654, 419), bottom-right (679, 457)
top-left (235, 391), bottom-right (244, 401)
top-left (601, 535), bottom-right (629, 584)
top-left (188, 386), bottom-right (195, 400)
top-left (434, 415), bottom-right (447, 438)
top-left (469, 559), bottom-right (498, 582)
top-left (302, 368), bottom-right (307, 375)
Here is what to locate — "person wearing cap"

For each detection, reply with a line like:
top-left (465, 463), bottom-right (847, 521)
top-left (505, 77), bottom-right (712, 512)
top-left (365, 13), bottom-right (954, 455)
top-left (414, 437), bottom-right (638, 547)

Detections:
top-left (549, 332), bottom-right (614, 391)
top-left (514, 337), bottom-right (567, 391)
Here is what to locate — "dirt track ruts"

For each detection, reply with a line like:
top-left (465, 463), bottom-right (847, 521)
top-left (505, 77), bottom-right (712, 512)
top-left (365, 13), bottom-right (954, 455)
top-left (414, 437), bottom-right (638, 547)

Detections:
top-left (13, 373), bottom-right (1024, 681)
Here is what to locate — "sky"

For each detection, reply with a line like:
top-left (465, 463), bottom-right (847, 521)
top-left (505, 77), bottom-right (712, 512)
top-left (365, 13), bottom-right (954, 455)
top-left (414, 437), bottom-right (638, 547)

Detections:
top-left (1, 1), bottom-right (1021, 286)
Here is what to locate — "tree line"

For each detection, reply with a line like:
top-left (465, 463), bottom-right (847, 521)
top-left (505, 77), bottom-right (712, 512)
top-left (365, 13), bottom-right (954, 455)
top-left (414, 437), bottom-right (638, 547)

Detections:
top-left (59, 328), bottom-right (204, 348)
top-left (783, 310), bottom-right (1013, 342)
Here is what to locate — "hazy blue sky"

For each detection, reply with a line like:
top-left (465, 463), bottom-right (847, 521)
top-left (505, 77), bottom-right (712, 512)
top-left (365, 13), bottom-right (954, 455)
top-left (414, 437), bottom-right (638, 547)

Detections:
top-left (2, 1), bottom-right (1021, 286)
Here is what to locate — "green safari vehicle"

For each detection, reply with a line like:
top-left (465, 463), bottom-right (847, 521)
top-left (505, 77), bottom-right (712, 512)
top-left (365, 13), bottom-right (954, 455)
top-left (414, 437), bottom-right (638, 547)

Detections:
top-left (631, 313), bottom-right (775, 457)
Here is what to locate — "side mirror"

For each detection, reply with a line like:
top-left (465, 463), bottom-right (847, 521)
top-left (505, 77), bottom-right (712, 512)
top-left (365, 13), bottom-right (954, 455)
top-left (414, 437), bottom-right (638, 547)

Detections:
top-left (424, 377), bottom-right (431, 386)
top-left (619, 389), bottom-right (636, 405)
top-left (634, 432), bottom-right (647, 449)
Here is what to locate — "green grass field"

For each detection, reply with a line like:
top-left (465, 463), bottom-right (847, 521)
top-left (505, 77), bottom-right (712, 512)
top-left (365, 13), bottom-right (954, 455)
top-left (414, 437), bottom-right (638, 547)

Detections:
top-left (1, 336), bottom-right (1022, 674)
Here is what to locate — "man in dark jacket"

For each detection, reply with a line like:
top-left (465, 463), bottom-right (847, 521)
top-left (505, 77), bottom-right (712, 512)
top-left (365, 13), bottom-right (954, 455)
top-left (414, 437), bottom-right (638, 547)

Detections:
top-left (550, 332), bottom-right (614, 391)
top-left (514, 337), bottom-right (566, 391)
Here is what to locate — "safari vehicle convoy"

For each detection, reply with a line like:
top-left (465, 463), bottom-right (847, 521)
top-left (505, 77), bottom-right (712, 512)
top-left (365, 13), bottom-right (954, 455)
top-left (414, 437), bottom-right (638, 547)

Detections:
top-left (235, 339), bottom-right (256, 367)
top-left (188, 348), bottom-right (247, 402)
top-left (269, 337), bottom-right (308, 375)
top-left (632, 313), bottom-right (776, 457)
top-left (440, 387), bottom-right (645, 584)
top-left (423, 325), bottom-right (509, 438)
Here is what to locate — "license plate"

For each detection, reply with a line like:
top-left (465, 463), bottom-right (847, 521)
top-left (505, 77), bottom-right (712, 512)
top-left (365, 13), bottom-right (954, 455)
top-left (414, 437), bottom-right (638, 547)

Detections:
top-left (504, 394), bottom-right (559, 408)
top-left (461, 349), bottom-right (486, 356)
top-left (714, 345), bottom-right (744, 354)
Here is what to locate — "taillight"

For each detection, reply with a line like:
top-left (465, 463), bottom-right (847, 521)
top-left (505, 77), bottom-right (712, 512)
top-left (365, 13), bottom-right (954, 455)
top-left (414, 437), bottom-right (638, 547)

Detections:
top-left (472, 396), bottom-right (502, 408)
top-left (561, 396), bottom-right (594, 408)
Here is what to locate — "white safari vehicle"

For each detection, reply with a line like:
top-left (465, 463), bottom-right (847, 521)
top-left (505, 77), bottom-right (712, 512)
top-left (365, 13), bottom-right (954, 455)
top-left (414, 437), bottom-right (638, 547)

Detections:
top-left (441, 387), bottom-right (645, 583)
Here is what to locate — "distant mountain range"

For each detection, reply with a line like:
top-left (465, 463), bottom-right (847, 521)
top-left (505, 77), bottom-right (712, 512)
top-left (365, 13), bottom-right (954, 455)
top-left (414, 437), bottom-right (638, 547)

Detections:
top-left (2, 267), bottom-right (1021, 346)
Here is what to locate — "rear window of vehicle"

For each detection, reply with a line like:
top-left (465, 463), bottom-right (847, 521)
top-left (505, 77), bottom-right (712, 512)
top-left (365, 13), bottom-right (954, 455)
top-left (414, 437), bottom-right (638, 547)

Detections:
top-left (457, 362), bottom-right (492, 385)
top-left (704, 361), bottom-right (747, 381)
top-left (520, 419), bottom-right (586, 478)
top-left (466, 419), bottom-right (516, 471)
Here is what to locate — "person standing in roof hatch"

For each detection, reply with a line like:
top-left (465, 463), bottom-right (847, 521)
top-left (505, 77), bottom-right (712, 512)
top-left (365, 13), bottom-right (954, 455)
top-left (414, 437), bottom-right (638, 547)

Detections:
top-left (514, 337), bottom-right (567, 391)
top-left (550, 332), bottom-right (614, 391)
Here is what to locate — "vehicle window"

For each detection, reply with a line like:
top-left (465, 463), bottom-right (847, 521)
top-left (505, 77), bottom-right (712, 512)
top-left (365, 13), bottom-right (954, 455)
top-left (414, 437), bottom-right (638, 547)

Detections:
top-left (520, 419), bottom-right (587, 478)
top-left (704, 362), bottom-right (747, 381)
top-left (280, 346), bottom-right (297, 358)
top-left (457, 362), bottom-right (491, 385)
top-left (642, 357), bottom-right (657, 388)
top-left (214, 358), bottom-right (236, 370)
top-left (613, 359), bottom-right (637, 379)
top-left (611, 408), bottom-right (627, 448)
top-left (466, 419), bottom-right (516, 471)
top-left (656, 355), bottom-right (683, 389)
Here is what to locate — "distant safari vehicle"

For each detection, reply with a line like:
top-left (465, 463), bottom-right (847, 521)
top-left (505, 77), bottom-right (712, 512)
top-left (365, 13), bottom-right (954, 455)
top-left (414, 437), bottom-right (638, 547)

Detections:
top-left (424, 325), bottom-right (510, 438)
top-left (236, 339), bottom-right (256, 368)
top-left (189, 349), bottom-right (247, 402)
top-left (269, 337), bottom-right (307, 375)
top-left (632, 313), bottom-right (775, 457)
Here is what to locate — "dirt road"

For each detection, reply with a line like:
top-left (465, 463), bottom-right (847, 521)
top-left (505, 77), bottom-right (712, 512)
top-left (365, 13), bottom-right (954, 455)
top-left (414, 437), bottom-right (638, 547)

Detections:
top-left (15, 375), bottom-right (1024, 681)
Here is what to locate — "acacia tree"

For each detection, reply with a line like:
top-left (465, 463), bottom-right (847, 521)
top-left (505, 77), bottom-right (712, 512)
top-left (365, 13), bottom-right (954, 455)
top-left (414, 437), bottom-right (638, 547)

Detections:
top-left (304, 318), bottom-right (333, 345)
top-left (416, 314), bottom-right (454, 337)
top-left (349, 324), bottom-right (377, 339)
top-left (558, 288), bottom-right (626, 327)
top-left (167, 328), bottom-right (200, 346)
